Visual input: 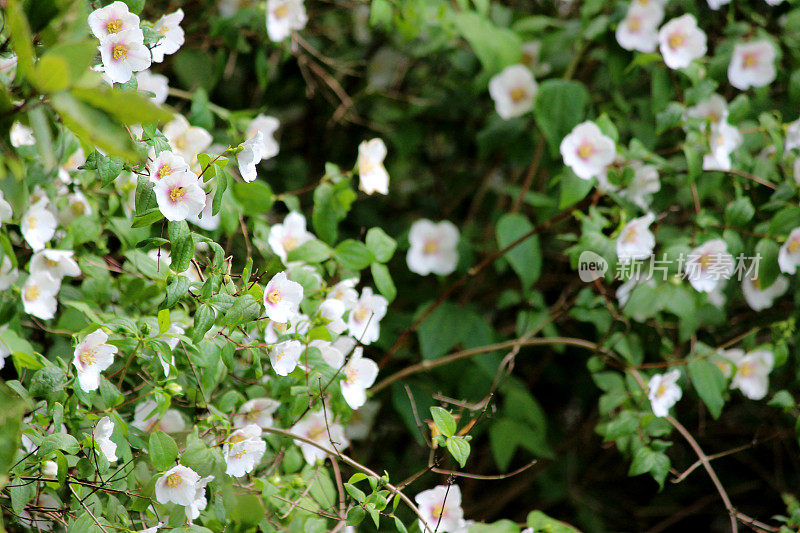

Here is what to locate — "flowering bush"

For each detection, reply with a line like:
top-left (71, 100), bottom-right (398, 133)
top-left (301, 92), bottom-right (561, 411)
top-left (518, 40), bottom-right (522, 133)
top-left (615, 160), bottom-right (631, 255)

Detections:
top-left (3, 0), bottom-right (800, 532)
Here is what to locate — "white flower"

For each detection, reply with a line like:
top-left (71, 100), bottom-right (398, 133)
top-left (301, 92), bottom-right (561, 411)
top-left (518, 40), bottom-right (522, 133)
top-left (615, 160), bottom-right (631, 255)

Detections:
top-left (21, 201), bottom-right (57, 251)
top-left (707, 0), bottom-right (730, 8)
top-left (233, 398), bottom-right (280, 428)
top-left (345, 401), bottom-right (380, 440)
top-left (340, 347), bottom-right (378, 410)
top-left (616, 213), bottom-right (656, 263)
top-left (186, 473), bottom-right (214, 522)
top-left (647, 369), bottom-right (682, 417)
top-left (289, 409), bottom-right (349, 464)
top-left (10, 121), bottom-right (35, 147)
top-left (728, 40), bottom-right (777, 90)
top-left (488, 64), bottom-right (538, 120)
top-left (269, 339), bottom-right (303, 376)
top-left (414, 485), bottom-right (464, 533)
top-left (223, 424), bottom-right (266, 477)
top-left (61, 191), bottom-right (93, 222)
top-left (42, 460), bottom-right (58, 477)
top-left (560, 121), bottom-right (616, 180)
top-left (98, 28), bottom-right (151, 84)
top-left (619, 162), bottom-right (660, 209)
top-left (0, 256), bottom-right (19, 290)
top-left (136, 70), bottom-right (169, 104)
top-left (132, 400), bottom-right (186, 433)
top-left (742, 275), bottom-right (789, 311)
top-left (246, 115), bottom-right (280, 160)
top-left (263, 271), bottom-right (304, 322)
top-left (407, 219), bottom-right (460, 276)
top-left (702, 122), bottom-right (742, 172)
top-left (787, 120), bottom-right (800, 151)
top-left (140, 522), bottom-right (164, 533)
top-left (765, 0), bottom-right (784, 4)
top-left (22, 271), bottom-right (60, 320)
top-left (154, 171), bottom-right (206, 221)
top-left (658, 14), bottom-right (707, 70)
top-left (266, 0), bottom-right (308, 42)
top-left (155, 465), bottom-right (201, 506)
top-left (268, 211), bottom-right (314, 264)
top-left (237, 131), bottom-right (264, 182)
top-left (188, 194), bottom-right (220, 231)
top-left (264, 314), bottom-right (309, 344)
top-left (93, 416), bottom-right (117, 462)
top-left (29, 250), bottom-right (81, 280)
top-left (348, 287), bottom-right (387, 345)
top-left (150, 9), bottom-right (185, 63)
top-left (0, 54), bottom-right (18, 78)
top-left (318, 298), bottom-right (347, 335)
top-left (72, 330), bottom-right (117, 392)
top-left (357, 138), bottom-right (389, 195)
top-left (328, 278), bottom-right (359, 310)
top-left (684, 239), bottom-right (734, 293)
top-left (309, 339), bottom-right (344, 368)
top-left (686, 94), bottom-right (728, 130)
top-left (88, 1), bottom-right (140, 42)
top-left (779, 227), bottom-right (800, 274)
top-left (164, 115), bottom-right (213, 165)
top-left (0, 190), bottom-right (12, 224)
top-left (722, 349), bottom-right (774, 400)
top-left (616, 6), bottom-right (661, 53)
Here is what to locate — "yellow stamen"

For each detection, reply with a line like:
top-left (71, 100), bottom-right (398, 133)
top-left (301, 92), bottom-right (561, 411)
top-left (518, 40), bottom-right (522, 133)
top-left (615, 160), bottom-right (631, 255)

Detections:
top-left (789, 239), bottom-right (800, 254)
top-left (80, 348), bottom-right (98, 366)
top-left (628, 17), bottom-right (642, 32)
top-left (432, 504), bottom-right (444, 519)
top-left (106, 19), bottom-right (122, 34)
top-left (577, 142), bottom-right (594, 160)
top-left (112, 44), bottom-right (128, 61)
top-left (699, 254), bottom-right (711, 270)
top-left (169, 186), bottom-right (185, 203)
top-left (229, 433), bottom-right (246, 443)
top-left (166, 473), bottom-right (182, 488)
top-left (26, 216), bottom-right (37, 230)
top-left (308, 425), bottom-right (325, 441)
top-left (668, 33), bottom-right (685, 50)
top-left (509, 86), bottom-right (527, 103)
top-left (24, 285), bottom-right (40, 301)
top-left (743, 52), bottom-right (758, 68)
top-left (346, 367), bottom-right (358, 384)
top-left (274, 4), bottom-right (289, 18)
top-left (266, 290), bottom-right (282, 305)
top-left (423, 240), bottom-right (439, 255)
top-left (157, 165), bottom-right (173, 179)
top-left (354, 307), bottom-right (370, 323)
top-left (739, 363), bottom-right (754, 378)
top-left (282, 236), bottom-right (299, 251)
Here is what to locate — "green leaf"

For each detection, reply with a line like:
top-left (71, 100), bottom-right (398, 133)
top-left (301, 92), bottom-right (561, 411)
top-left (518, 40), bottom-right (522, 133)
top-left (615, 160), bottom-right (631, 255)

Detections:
top-left (495, 213), bottom-right (541, 290)
top-left (313, 181), bottom-right (356, 244)
top-left (725, 197), bottom-right (755, 227)
top-left (687, 358), bottom-right (726, 419)
top-left (223, 294), bottom-right (261, 328)
top-left (168, 221), bottom-right (194, 273)
top-left (370, 263), bottom-right (397, 302)
top-left (366, 227), bottom-right (397, 263)
top-left (31, 54), bottom-right (70, 92)
top-left (344, 483), bottom-right (366, 503)
top-left (446, 435), bottom-right (470, 467)
top-left (526, 511), bottom-right (580, 532)
top-left (628, 446), bottom-right (670, 489)
top-left (38, 433), bottom-right (80, 458)
top-left (50, 93), bottom-right (141, 161)
top-left (162, 275), bottom-right (190, 309)
top-left (334, 240), bottom-right (375, 270)
top-left (157, 308), bottom-right (171, 334)
top-left (232, 181), bottom-right (274, 215)
top-left (755, 238), bottom-right (780, 288)
top-left (287, 239), bottom-right (332, 263)
top-left (148, 430), bottom-right (179, 471)
top-left (71, 87), bottom-right (174, 125)
top-left (83, 150), bottom-right (124, 187)
top-left (347, 506), bottom-right (366, 526)
top-left (558, 170), bottom-right (594, 208)
top-left (533, 79), bottom-right (589, 156)
top-left (451, 11), bottom-right (522, 74)
top-left (430, 407), bottom-right (456, 437)
top-left (5, 0), bottom-right (35, 79)
top-left (192, 304), bottom-right (216, 342)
